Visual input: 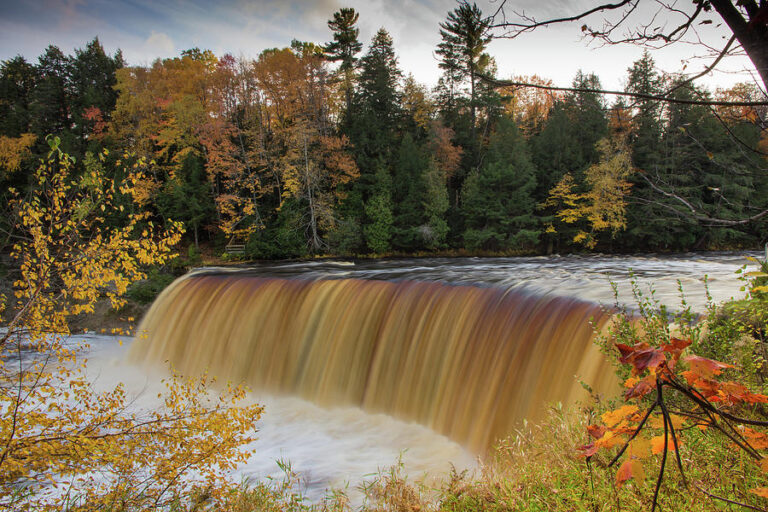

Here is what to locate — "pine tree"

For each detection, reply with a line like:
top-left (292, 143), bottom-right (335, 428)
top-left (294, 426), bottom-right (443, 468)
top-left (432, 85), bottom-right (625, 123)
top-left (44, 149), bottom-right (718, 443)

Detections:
top-left (436, 2), bottom-right (491, 141)
top-left (156, 153), bottom-right (216, 249)
top-left (391, 133), bottom-right (428, 250)
top-left (0, 57), bottom-right (36, 137)
top-left (363, 163), bottom-right (394, 253)
top-left (462, 117), bottom-right (539, 250)
top-left (357, 29), bottom-right (401, 128)
top-left (349, 29), bottom-right (402, 245)
top-left (422, 159), bottom-right (450, 249)
top-left (324, 8), bottom-right (362, 125)
top-left (625, 51), bottom-right (664, 172)
top-left (29, 46), bottom-right (71, 147)
top-left (564, 71), bottom-right (609, 172)
top-left (68, 38), bottom-right (124, 154)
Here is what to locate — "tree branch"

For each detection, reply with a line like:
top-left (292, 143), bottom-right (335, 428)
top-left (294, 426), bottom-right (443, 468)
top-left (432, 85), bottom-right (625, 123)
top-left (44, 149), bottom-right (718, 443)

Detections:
top-left (477, 73), bottom-right (768, 106)
top-left (638, 173), bottom-right (768, 226)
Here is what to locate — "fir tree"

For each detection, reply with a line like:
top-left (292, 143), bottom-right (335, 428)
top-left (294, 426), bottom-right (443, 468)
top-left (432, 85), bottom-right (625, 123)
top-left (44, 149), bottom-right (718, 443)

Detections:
top-left (324, 8), bottom-right (362, 125)
top-left (462, 117), bottom-right (539, 250)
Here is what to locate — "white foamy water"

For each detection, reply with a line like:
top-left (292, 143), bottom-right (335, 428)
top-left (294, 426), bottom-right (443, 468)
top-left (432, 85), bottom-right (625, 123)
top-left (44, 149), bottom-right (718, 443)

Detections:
top-left (82, 335), bottom-right (475, 502)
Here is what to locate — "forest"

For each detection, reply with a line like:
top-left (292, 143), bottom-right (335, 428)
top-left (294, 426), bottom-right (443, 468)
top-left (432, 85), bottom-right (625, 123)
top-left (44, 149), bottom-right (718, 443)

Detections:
top-left (1, 4), bottom-right (767, 259)
top-left (2, 2), bottom-right (768, 510)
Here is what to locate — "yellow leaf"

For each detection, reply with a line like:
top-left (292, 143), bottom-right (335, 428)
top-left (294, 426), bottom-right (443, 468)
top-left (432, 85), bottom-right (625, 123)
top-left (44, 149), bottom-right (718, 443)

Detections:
top-left (649, 414), bottom-right (686, 430)
top-left (628, 437), bottom-right (651, 459)
top-left (602, 405), bottom-right (639, 428)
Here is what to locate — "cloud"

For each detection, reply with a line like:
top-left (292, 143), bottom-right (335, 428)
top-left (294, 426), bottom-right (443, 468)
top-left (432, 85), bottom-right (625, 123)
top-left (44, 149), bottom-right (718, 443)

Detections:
top-left (143, 31), bottom-right (175, 57)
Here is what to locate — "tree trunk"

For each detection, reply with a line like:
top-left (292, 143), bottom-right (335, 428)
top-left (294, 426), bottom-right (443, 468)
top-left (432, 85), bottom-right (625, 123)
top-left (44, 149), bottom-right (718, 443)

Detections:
top-left (711, 0), bottom-right (768, 94)
top-left (304, 134), bottom-right (321, 252)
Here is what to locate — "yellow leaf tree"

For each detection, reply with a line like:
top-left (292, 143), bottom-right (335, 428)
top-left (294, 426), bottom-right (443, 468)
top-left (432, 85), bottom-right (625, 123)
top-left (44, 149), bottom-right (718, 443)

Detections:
top-left (544, 134), bottom-right (633, 248)
top-left (0, 138), bottom-right (262, 509)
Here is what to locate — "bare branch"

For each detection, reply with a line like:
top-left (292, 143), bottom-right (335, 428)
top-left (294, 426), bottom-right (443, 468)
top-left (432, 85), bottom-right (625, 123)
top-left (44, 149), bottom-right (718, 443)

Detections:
top-left (664, 35), bottom-right (738, 97)
top-left (489, 0), bottom-right (636, 37)
top-left (478, 73), bottom-right (768, 106)
top-left (638, 173), bottom-right (768, 226)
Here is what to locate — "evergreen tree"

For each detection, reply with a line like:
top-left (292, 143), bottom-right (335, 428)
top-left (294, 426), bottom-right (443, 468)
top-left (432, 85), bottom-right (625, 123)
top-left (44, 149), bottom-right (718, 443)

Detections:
top-left (357, 29), bottom-right (401, 128)
top-left (156, 154), bottom-right (216, 249)
top-left (563, 71), bottom-right (609, 171)
top-left (422, 159), bottom-right (450, 249)
top-left (0, 56), bottom-right (36, 137)
top-left (29, 46), bottom-right (71, 148)
top-left (531, 102), bottom-right (579, 202)
top-left (391, 133), bottom-right (428, 250)
top-left (324, 8), bottom-right (362, 125)
top-left (625, 51), bottom-right (664, 172)
top-left (363, 163), bottom-right (394, 253)
top-left (349, 29), bottom-right (402, 247)
top-left (436, 2), bottom-right (491, 141)
top-left (462, 117), bottom-right (539, 250)
top-left (68, 38), bottom-right (123, 153)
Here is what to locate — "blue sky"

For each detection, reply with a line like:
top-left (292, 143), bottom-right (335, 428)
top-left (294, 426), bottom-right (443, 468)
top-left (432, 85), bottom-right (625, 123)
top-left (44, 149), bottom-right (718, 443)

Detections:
top-left (0, 0), bottom-right (758, 92)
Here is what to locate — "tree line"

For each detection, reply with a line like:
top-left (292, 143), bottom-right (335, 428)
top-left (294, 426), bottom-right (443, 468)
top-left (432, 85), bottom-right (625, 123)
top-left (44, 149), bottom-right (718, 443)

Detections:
top-left (1, 3), bottom-right (767, 259)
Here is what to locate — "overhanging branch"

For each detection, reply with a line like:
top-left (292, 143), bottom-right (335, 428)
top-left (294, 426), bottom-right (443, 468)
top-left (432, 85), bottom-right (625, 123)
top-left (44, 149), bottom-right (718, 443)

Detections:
top-left (477, 73), bottom-right (768, 107)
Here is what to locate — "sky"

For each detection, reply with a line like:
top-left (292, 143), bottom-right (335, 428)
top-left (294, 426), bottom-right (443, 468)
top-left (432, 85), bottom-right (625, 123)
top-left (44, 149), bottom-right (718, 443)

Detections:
top-left (0, 0), bottom-right (761, 93)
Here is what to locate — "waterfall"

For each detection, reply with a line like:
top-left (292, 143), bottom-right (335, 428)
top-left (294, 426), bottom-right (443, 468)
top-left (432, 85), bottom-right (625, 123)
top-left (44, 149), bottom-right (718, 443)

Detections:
top-left (130, 273), bottom-right (616, 452)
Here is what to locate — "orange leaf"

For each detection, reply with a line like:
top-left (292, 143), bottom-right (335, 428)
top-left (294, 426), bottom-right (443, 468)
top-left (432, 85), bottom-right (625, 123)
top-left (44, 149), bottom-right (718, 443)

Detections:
top-left (749, 487), bottom-right (768, 499)
top-left (596, 430), bottom-right (626, 449)
top-left (650, 435), bottom-right (681, 454)
top-left (616, 457), bottom-right (645, 487)
top-left (684, 355), bottom-right (733, 378)
top-left (602, 405), bottom-right (639, 428)
top-left (648, 413), bottom-right (685, 430)
top-left (624, 376), bottom-right (640, 388)
top-left (662, 338), bottom-right (691, 368)
top-left (624, 377), bottom-right (654, 400)
top-left (761, 457), bottom-right (768, 473)
top-left (740, 427), bottom-right (768, 449)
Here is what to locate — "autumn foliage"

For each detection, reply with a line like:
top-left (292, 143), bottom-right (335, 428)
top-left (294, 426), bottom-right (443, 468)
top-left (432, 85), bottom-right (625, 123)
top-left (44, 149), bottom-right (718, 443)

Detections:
top-left (0, 140), bottom-right (262, 509)
top-left (581, 307), bottom-right (768, 510)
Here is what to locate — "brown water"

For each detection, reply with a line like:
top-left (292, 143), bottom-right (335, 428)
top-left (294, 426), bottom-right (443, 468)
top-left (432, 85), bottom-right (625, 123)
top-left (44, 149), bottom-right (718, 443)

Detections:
top-left (130, 274), bottom-right (618, 452)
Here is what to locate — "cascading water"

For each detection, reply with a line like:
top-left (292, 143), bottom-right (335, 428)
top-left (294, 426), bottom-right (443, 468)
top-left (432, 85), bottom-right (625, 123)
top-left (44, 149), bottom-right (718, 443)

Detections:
top-left (130, 273), bottom-right (618, 452)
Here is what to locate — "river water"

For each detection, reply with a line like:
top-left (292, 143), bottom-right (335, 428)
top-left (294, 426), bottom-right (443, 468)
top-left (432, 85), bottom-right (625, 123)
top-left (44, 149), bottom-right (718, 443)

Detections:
top-left (198, 251), bottom-right (757, 310)
top-left (84, 251), bottom-right (758, 501)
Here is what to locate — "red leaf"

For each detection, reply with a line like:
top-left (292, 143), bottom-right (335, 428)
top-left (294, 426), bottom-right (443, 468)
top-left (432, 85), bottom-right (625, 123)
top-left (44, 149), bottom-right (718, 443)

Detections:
top-left (662, 338), bottom-right (692, 367)
top-left (578, 442), bottom-right (599, 457)
top-left (631, 347), bottom-right (666, 374)
top-left (684, 355), bottom-right (733, 378)
top-left (624, 377), bottom-right (654, 400)
top-left (587, 424), bottom-right (607, 439)
top-left (616, 343), bottom-right (635, 363)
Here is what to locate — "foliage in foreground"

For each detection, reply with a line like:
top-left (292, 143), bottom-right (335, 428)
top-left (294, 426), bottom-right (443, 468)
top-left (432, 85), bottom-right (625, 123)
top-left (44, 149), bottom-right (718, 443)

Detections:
top-left (0, 142), bottom-right (262, 510)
